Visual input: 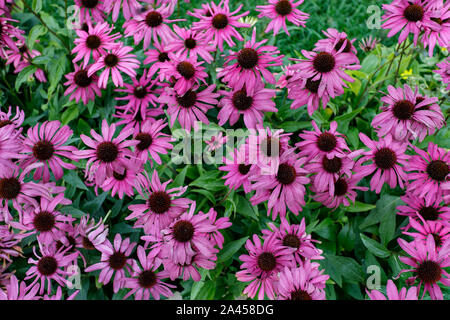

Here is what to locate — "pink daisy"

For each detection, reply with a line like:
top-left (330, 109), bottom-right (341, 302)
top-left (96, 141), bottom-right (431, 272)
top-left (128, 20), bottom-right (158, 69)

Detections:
top-left (403, 217), bottom-right (450, 249)
top-left (143, 40), bottom-right (171, 79)
top-left (367, 280), bottom-right (418, 300)
top-left (219, 145), bottom-right (255, 193)
top-left (64, 64), bottom-right (102, 105)
top-left (0, 225), bottom-right (22, 262)
top-left (74, 214), bottom-right (110, 251)
top-left (359, 35), bottom-right (379, 52)
top-left (256, 0), bottom-right (309, 36)
top-left (287, 74), bottom-right (331, 116)
top-left (0, 106), bottom-right (24, 130)
top-left (100, 160), bottom-right (141, 199)
top-left (74, 0), bottom-right (106, 23)
top-left (314, 28), bottom-right (358, 58)
top-left (162, 251), bottom-right (217, 282)
top-left (103, 0), bottom-right (141, 21)
top-left (20, 121), bottom-right (78, 182)
top-left (113, 103), bottom-right (160, 135)
top-left (236, 234), bottom-right (294, 300)
top-left (397, 193), bottom-right (450, 226)
top-left (204, 207), bottom-right (232, 249)
top-left (0, 124), bottom-right (22, 169)
top-left (217, 81), bottom-right (277, 129)
top-left (422, 1), bottom-right (450, 56)
top-left (204, 132), bottom-right (227, 152)
top-left (0, 275), bottom-right (40, 300)
top-left (434, 57), bottom-right (450, 91)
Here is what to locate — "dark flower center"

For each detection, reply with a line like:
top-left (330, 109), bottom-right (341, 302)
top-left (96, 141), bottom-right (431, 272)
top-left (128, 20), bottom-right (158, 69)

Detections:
top-left (108, 251), bottom-right (127, 270)
top-left (81, 0), bottom-right (98, 9)
top-left (261, 137), bottom-right (281, 158)
top-left (419, 206), bottom-right (439, 221)
top-left (322, 156), bottom-right (342, 173)
top-left (173, 220), bottom-right (195, 242)
top-left (176, 61), bottom-right (195, 79)
top-left (416, 260), bottom-right (441, 284)
top-left (113, 170), bottom-right (127, 181)
top-left (212, 14), bottom-right (228, 29)
top-left (138, 270), bottom-right (157, 289)
top-left (317, 132), bottom-right (337, 152)
top-left (393, 100), bottom-right (415, 120)
top-left (282, 234), bottom-right (300, 249)
top-left (238, 164), bottom-right (251, 175)
top-left (96, 142), bottom-right (119, 163)
top-left (184, 37), bottom-right (197, 49)
top-left (74, 70), bottom-right (93, 88)
top-left (158, 52), bottom-right (170, 62)
top-left (37, 256), bottom-right (58, 276)
top-left (133, 86), bottom-right (147, 99)
top-left (237, 48), bottom-right (259, 70)
top-left (374, 148), bottom-right (397, 170)
top-left (33, 140), bottom-right (54, 161)
top-left (56, 236), bottom-right (76, 252)
top-left (305, 78), bottom-right (321, 93)
top-left (334, 178), bottom-right (348, 196)
top-left (0, 178), bottom-right (21, 200)
top-left (85, 35), bottom-right (101, 49)
top-left (148, 191), bottom-right (171, 214)
top-left (81, 23), bottom-right (89, 32)
top-left (335, 38), bottom-right (352, 53)
top-left (232, 89), bottom-right (253, 111)
top-left (82, 237), bottom-right (95, 250)
top-left (257, 252), bottom-right (277, 272)
top-left (33, 211), bottom-right (55, 232)
top-left (176, 89), bottom-right (197, 108)
top-left (276, 163), bottom-right (296, 185)
top-left (104, 54), bottom-right (119, 68)
top-left (403, 4), bottom-right (424, 22)
top-left (0, 120), bottom-right (12, 128)
top-left (290, 290), bottom-right (312, 300)
top-left (135, 132), bottom-right (153, 151)
top-left (275, 0), bottom-right (292, 16)
top-left (145, 11), bottom-right (163, 28)
top-left (426, 160), bottom-right (449, 182)
top-left (313, 52), bottom-right (336, 73)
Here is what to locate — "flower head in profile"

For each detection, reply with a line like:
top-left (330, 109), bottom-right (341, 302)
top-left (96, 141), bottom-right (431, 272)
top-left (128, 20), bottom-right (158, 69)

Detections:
top-left (434, 58), bottom-right (450, 91)
top-left (315, 28), bottom-right (358, 59)
top-left (397, 193), bottom-right (450, 227)
top-left (287, 74), bottom-right (331, 116)
top-left (367, 280), bottom-right (417, 300)
top-left (0, 123), bottom-right (22, 169)
top-left (359, 35), bottom-right (379, 52)
top-left (403, 217), bottom-right (450, 250)
top-left (0, 106), bottom-right (24, 131)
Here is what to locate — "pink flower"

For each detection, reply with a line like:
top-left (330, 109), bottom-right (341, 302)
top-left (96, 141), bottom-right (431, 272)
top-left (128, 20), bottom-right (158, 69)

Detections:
top-left (85, 233), bottom-right (136, 293)
top-left (204, 207), bottom-right (232, 249)
top-left (422, 1), bottom-right (450, 56)
top-left (359, 35), bottom-right (379, 52)
top-left (74, 0), bottom-right (106, 24)
top-left (397, 193), bottom-right (450, 227)
top-left (162, 251), bottom-right (216, 282)
top-left (74, 214), bottom-right (110, 251)
top-left (20, 121), bottom-right (78, 182)
top-left (403, 217), bottom-right (450, 249)
top-left (189, 0), bottom-right (250, 52)
top-left (0, 106), bottom-right (24, 130)
top-left (406, 142), bottom-right (449, 204)
top-left (434, 58), bottom-right (450, 91)
top-left (123, 246), bottom-right (175, 300)
top-left (205, 132), bottom-right (227, 152)
top-left (0, 225), bottom-right (23, 262)
top-left (143, 40), bottom-right (171, 78)
top-left (367, 280), bottom-right (418, 300)
top-left (100, 160), bottom-right (141, 199)
top-left (103, 0), bottom-right (141, 21)
top-left (87, 43), bottom-right (140, 88)
top-left (277, 262), bottom-right (329, 300)
top-left (218, 81), bottom-right (277, 129)
top-left (314, 28), bottom-right (358, 58)
top-left (287, 74), bottom-right (331, 116)
top-left (0, 275), bottom-right (40, 300)
top-left (0, 123), bottom-right (22, 169)
top-left (256, 0), bottom-right (309, 36)
top-left (64, 64), bottom-right (102, 105)
top-left (236, 234), bottom-right (294, 300)
top-left (219, 145), bottom-right (255, 193)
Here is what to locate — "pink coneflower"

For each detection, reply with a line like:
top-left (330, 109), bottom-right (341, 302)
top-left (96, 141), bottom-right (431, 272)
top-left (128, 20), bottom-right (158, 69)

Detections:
top-left (315, 28), bottom-right (358, 57)
top-left (159, 84), bottom-right (218, 132)
top-left (219, 145), bottom-right (255, 193)
top-left (165, 25), bottom-right (215, 63)
top-left (5, 41), bottom-right (47, 83)
top-left (123, 5), bottom-right (182, 49)
top-left (236, 234), bottom-right (294, 300)
top-left (312, 174), bottom-right (368, 210)
top-left (373, 85), bottom-right (445, 142)
top-left (72, 21), bottom-right (120, 68)
top-left (204, 207), bottom-right (231, 249)
top-left (0, 14), bottom-right (23, 52)
top-left (359, 35), bottom-right (379, 52)
top-left (0, 164), bottom-right (50, 222)
top-left (159, 204), bottom-right (217, 265)
top-left (113, 103), bottom-right (160, 135)
top-left (20, 121), bottom-right (78, 182)
top-left (262, 218), bottom-right (323, 264)
top-left (103, 0), bottom-right (141, 21)
top-left (352, 133), bottom-right (409, 193)
top-left (397, 193), bottom-right (450, 226)
top-left (85, 233), bottom-right (136, 293)
top-left (87, 43), bottom-right (140, 88)
top-left (0, 225), bottom-right (22, 262)
top-left (381, 0), bottom-right (438, 46)
top-left (25, 243), bottom-right (78, 295)
top-left (219, 28), bottom-right (284, 89)
top-left (43, 286), bottom-right (79, 300)
top-left (0, 106), bottom-right (24, 130)
top-left (75, 119), bottom-right (137, 186)
top-left (0, 275), bottom-right (40, 300)
top-left (434, 58), bottom-right (450, 91)
top-left (162, 251), bottom-right (217, 282)
top-left (306, 153), bottom-right (355, 194)
top-left (297, 121), bottom-right (350, 161)
top-left (406, 142), bottom-right (449, 204)
top-left (64, 64), bottom-right (102, 105)
top-left (397, 235), bottom-right (450, 300)
top-left (126, 171), bottom-right (191, 236)
top-left (287, 74), bottom-right (331, 116)
top-left (277, 262), bottom-right (329, 300)
top-left (100, 160), bottom-right (141, 199)
top-left (0, 124), bottom-right (22, 169)
top-left (159, 55), bottom-right (208, 96)
top-left (143, 40), bottom-right (171, 79)
top-left (74, 214), bottom-right (109, 251)
top-left (124, 246), bottom-right (175, 300)
top-left (115, 70), bottom-right (163, 120)
top-left (10, 193), bottom-right (74, 244)
top-left (290, 48), bottom-right (359, 98)
top-left (218, 81), bottom-right (277, 129)
top-left (256, 0), bottom-right (309, 36)
top-left (133, 119), bottom-right (173, 165)
top-left (189, 0), bottom-right (250, 51)
top-left (367, 280), bottom-right (418, 300)
top-left (276, 65), bottom-right (296, 89)
top-left (422, 1), bottom-right (450, 56)
top-left (250, 148), bottom-right (310, 220)
top-left (403, 217), bottom-right (450, 249)
top-left (205, 132), bottom-right (227, 152)
top-left (74, 0), bottom-right (106, 23)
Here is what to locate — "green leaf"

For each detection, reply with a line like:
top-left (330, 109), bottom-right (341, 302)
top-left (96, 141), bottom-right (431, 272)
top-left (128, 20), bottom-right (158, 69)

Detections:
top-left (321, 253), bottom-right (364, 285)
top-left (279, 121), bottom-right (311, 133)
top-left (346, 201), bottom-right (376, 213)
top-left (32, 0), bottom-right (42, 13)
top-left (27, 25), bottom-right (47, 50)
top-left (64, 171), bottom-right (88, 190)
top-left (360, 233), bottom-right (391, 258)
top-left (48, 54), bottom-right (67, 97)
top-left (61, 105), bottom-right (79, 125)
top-left (334, 107), bottom-right (364, 122)
top-left (217, 236), bottom-right (249, 263)
top-left (15, 65), bottom-right (37, 91)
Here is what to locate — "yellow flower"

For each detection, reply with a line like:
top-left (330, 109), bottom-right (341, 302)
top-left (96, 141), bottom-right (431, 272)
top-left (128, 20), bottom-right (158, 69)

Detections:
top-left (401, 69), bottom-right (413, 80)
